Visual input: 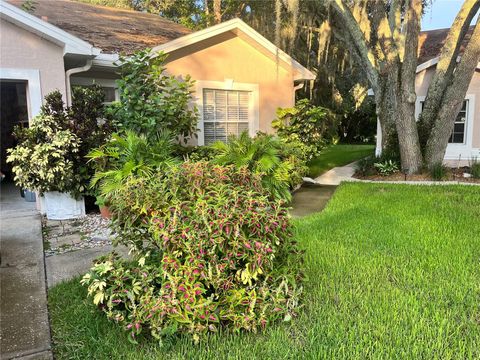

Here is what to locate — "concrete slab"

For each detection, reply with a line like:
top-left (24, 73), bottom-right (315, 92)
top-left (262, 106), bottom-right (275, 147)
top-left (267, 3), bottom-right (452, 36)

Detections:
top-left (314, 162), bottom-right (357, 185)
top-left (1, 184), bottom-right (52, 359)
top-left (290, 184), bottom-right (337, 217)
top-left (46, 245), bottom-right (129, 288)
top-left (0, 183), bottom-right (37, 219)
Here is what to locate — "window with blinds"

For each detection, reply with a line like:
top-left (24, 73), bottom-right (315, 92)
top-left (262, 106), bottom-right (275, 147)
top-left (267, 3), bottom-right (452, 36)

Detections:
top-left (203, 89), bottom-right (250, 144)
top-left (419, 99), bottom-right (469, 144)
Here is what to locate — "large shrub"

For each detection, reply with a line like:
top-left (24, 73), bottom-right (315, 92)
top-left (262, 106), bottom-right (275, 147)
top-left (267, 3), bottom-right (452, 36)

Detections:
top-left (7, 89), bottom-right (110, 197)
top-left (210, 132), bottom-right (307, 201)
top-left (82, 162), bottom-right (303, 342)
top-left (6, 114), bottom-right (82, 196)
top-left (272, 99), bottom-right (338, 161)
top-left (110, 50), bottom-right (198, 141)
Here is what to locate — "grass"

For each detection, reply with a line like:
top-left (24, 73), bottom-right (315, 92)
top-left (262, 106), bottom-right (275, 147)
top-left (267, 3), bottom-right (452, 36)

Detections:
top-left (48, 183), bottom-right (480, 359)
top-left (308, 144), bottom-right (375, 178)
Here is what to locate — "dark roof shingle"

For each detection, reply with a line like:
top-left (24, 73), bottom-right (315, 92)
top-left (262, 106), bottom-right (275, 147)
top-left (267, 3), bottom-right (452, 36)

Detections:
top-left (418, 26), bottom-right (474, 64)
top-left (8, 0), bottom-right (191, 54)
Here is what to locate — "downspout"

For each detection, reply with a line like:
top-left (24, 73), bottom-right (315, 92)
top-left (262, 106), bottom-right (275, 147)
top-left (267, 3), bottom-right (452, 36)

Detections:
top-left (293, 81), bottom-right (304, 104)
top-left (65, 59), bottom-right (93, 106)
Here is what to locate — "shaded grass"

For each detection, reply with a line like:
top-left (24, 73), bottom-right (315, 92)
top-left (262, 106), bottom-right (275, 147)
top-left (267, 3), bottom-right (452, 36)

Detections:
top-left (308, 144), bottom-right (375, 178)
top-left (48, 183), bottom-right (480, 359)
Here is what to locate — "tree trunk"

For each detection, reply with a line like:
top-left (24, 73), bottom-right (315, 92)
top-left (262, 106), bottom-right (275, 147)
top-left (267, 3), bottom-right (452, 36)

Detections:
top-left (375, 76), bottom-right (398, 150)
top-left (213, 0), bottom-right (222, 24)
top-left (395, 0), bottom-right (423, 173)
top-left (425, 18), bottom-right (480, 166)
top-left (204, 0), bottom-right (210, 26)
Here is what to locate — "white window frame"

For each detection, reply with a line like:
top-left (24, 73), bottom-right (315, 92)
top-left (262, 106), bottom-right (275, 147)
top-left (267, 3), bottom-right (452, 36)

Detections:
top-left (195, 80), bottom-right (259, 146)
top-left (416, 94), bottom-right (476, 159)
top-left (0, 68), bottom-right (42, 123)
top-left (70, 77), bottom-right (120, 103)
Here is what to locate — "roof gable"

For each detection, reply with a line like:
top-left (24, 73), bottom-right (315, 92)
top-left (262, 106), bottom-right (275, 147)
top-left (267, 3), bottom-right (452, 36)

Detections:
top-left (153, 18), bottom-right (315, 81)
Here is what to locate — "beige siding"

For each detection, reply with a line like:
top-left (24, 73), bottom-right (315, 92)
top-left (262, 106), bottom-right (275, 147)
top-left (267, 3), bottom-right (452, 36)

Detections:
top-left (0, 19), bottom-right (66, 99)
top-left (164, 31), bottom-right (295, 137)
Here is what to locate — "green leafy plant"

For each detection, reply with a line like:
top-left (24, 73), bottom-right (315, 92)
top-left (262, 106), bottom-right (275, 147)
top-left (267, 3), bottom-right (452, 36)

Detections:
top-left (210, 132), bottom-right (304, 201)
top-left (82, 162), bottom-right (303, 342)
top-left (87, 131), bottom-right (178, 199)
top-left (272, 99), bottom-right (338, 161)
top-left (429, 162), bottom-right (449, 181)
top-left (356, 156), bottom-right (377, 177)
top-left (469, 158), bottom-right (480, 179)
top-left (374, 160), bottom-right (399, 176)
top-left (110, 49), bottom-right (198, 142)
top-left (6, 114), bottom-right (82, 196)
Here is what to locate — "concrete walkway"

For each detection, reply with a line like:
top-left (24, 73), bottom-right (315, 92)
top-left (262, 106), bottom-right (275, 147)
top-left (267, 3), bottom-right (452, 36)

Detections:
top-left (46, 244), bottom-right (129, 288)
top-left (290, 183), bottom-right (337, 217)
top-left (1, 183), bottom-right (52, 360)
top-left (314, 162), bottom-right (357, 185)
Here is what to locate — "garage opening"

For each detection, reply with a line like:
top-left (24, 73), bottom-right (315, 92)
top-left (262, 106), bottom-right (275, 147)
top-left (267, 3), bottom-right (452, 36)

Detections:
top-left (1, 80), bottom-right (29, 181)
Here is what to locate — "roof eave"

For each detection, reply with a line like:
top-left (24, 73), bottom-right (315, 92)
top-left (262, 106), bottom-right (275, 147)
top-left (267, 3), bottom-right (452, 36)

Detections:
top-left (0, 0), bottom-right (97, 56)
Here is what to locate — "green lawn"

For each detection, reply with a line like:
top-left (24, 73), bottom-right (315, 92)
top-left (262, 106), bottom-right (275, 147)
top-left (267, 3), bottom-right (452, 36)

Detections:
top-left (49, 183), bottom-right (480, 359)
top-left (308, 144), bottom-right (375, 178)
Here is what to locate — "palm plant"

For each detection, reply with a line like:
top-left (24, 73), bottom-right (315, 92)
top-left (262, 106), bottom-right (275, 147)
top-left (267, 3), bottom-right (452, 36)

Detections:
top-left (87, 131), bottom-right (177, 199)
top-left (211, 132), bottom-right (293, 201)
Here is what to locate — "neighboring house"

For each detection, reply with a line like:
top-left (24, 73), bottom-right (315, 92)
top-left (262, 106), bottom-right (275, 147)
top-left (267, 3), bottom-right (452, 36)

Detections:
top-left (375, 27), bottom-right (480, 165)
top-left (0, 0), bottom-right (314, 171)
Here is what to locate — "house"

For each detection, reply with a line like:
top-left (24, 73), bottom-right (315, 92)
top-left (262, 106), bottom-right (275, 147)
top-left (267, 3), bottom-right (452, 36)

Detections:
top-left (375, 27), bottom-right (480, 166)
top-left (0, 0), bottom-right (314, 174)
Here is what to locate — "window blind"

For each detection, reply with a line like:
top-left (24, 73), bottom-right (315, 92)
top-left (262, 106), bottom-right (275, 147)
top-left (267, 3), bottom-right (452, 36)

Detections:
top-left (203, 89), bottom-right (250, 145)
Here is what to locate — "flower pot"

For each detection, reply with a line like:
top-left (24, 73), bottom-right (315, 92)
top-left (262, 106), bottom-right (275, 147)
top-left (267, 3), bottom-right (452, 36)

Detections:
top-left (99, 205), bottom-right (112, 219)
top-left (43, 191), bottom-right (85, 220)
top-left (24, 189), bottom-right (36, 202)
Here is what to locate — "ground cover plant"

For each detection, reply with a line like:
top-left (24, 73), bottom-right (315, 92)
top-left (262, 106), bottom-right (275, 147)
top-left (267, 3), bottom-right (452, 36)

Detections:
top-left (308, 144), bottom-right (374, 177)
top-left (49, 183), bottom-right (480, 359)
top-left (81, 162), bottom-right (303, 343)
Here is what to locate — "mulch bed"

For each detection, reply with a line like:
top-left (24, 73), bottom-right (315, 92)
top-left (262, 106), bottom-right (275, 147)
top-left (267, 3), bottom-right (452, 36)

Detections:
top-left (354, 167), bottom-right (480, 183)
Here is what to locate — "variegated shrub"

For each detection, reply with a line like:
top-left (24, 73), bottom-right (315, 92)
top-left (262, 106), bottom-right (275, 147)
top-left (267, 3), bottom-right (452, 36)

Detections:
top-left (82, 162), bottom-right (303, 342)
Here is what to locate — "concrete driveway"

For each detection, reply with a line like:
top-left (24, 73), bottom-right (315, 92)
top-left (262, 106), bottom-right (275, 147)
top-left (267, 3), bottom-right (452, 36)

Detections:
top-left (0, 183), bottom-right (52, 359)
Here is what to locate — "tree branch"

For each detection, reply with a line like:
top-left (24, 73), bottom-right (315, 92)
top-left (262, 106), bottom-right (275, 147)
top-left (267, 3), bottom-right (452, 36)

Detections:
top-left (328, 0), bottom-right (380, 92)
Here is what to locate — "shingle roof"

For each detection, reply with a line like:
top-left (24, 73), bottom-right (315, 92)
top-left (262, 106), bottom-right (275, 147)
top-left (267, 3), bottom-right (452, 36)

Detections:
top-left (418, 26), bottom-right (474, 64)
top-left (8, 0), bottom-right (191, 54)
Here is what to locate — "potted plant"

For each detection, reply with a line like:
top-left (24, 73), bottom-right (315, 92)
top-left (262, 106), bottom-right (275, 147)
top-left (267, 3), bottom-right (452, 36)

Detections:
top-left (7, 114), bottom-right (85, 220)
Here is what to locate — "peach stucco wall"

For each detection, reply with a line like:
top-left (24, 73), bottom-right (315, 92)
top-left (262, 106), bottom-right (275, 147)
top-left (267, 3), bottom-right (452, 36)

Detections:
top-left (0, 19), bottom-right (66, 99)
top-left (164, 31), bottom-right (295, 135)
top-left (416, 67), bottom-right (480, 149)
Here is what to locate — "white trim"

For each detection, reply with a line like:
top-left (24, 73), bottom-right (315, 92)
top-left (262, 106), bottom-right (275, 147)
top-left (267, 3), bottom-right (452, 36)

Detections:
top-left (375, 119), bottom-right (382, 157)
top-left (416, 57), bottom-right (439, 73)
top-left (0, 68), bottom-right (42, 120)
top-left (92, 53), bottom-right (120, 68)
top-left (414, 95), bottom-right (426, 120)
top-left (153, 18), bottom-right (315, 81)
top-left (194, 79), bottom-right (259, 146)
top-left (416, 56), bottom-right (480, 73)
top-left (0, 0), bottom-right (99, 56)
